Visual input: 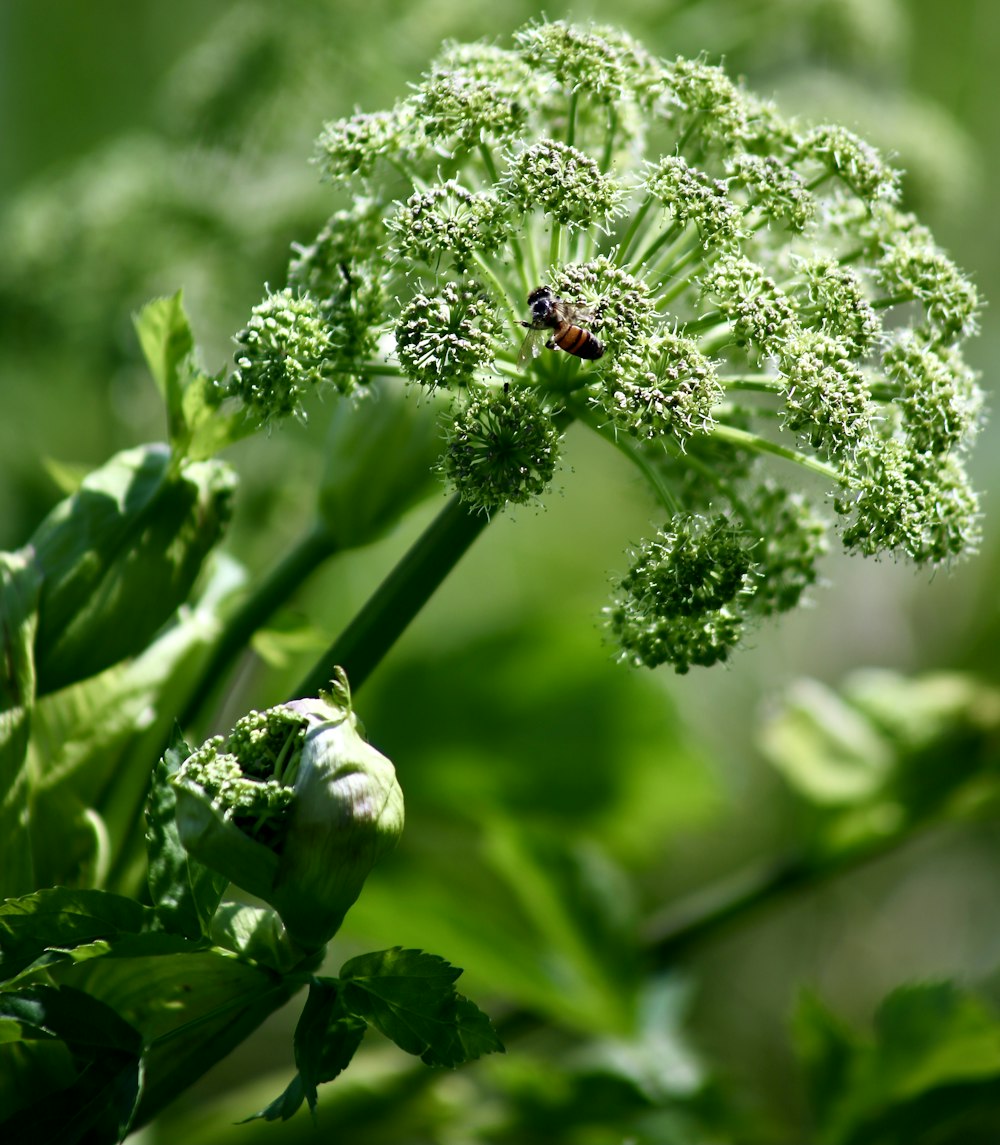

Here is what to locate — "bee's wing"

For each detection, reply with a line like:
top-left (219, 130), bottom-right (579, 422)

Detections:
top-left (517, 326), bottom-right (545, 371)
top-left (562, 301), bottom-right (596, 324)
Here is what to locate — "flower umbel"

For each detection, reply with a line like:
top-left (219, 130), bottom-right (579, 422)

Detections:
top-left (270, 20), bottom-right (983, 671)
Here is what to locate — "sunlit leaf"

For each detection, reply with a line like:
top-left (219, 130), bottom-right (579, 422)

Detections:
top-left (339, 947), bottom-right (501, 1067)
top-left (0, 888), bottom-right (150, 982)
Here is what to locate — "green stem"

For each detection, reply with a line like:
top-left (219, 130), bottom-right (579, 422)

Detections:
top-left (179, 525), bottom-right (339, 733)
top-left (642, 829), bottom-right (920, 966)
top-left (350, 362), bottom-right (408, 379)
top-left (616, 194), bottom-right (656, 265)
top-left (871, 292), bottom-right (914, 311)
top-left (567, 396), bottom-right (681, 516)
top-left (133, 978), bottom-right (299, 1130)
top-left (292, 495), bottom-right (491, 698)
top-left (712, 423), bottom-right (841, 483)
top-left (678, 308), bottom-right (726, 334)
top-left (470, 251), bottom-right (521, 337)
top-left (678, 443), bottom-right (753, 523)
top-left (652, 240), bottom-right (706, 289)
top-left (548, 220), bottom-right (563, 270)
top-left (477, 141), bottom-right (499, 184)
top-left (600, 104), bottom-right (618, 172)
top-left (719, 375), bottom-right (784, 394)
top-left (657, 265), bottom-right (704, 308)
top-left (565, 89), bottom-right (579, 148)
top-left (633, 218), bottom-right (684, 271)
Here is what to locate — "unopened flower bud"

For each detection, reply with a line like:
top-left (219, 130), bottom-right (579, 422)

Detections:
top-left (173, 677), bottom-right (403, 951)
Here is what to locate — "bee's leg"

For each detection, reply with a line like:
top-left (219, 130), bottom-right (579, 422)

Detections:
top-left (545, 338), bottom-right (556, 349)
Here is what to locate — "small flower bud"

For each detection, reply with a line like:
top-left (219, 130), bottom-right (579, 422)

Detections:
top-left (778, 331), bottom-right (874, 458)
top-left (610, 332), bottom-right (721, 443)
top-left (515, 20), bottom-right (663, 108)
top-left (287, 200), bottom-right (389, 381)
top-left (837, 439), bottom-right (981, 564)
top-left (876, 220), bottom-right (981, 344)
top-left (882, 331), bottom-right (983, 456)
top-left (727, 154), bottom-right (816, 233)
top-left (416, 42), bottom-right (539, 149)
top-left (795, 124), bottom-right (901, 204)
top-left (791, 257), bottom-right (880, 357)
top-left (314, 103), bottom-right (420, 183)
top-left (173, 678), bottom-right (404, 951)
top-left (664, 57), bottom-right (754, 153)
top-left (701, 254), bottom-right (798, 358)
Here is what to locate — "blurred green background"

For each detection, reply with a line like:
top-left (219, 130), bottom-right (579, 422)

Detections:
top-left (2, 1), bottom-right (999, 1140)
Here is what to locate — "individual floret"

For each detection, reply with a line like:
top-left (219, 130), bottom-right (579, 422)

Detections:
top-left (387, 180), bottom-right (510, 269)
top-left (701, 254), bottom-right (799, 358)
top-left (778, 331), bottom-right (874, 458)
top-left (415, 41), bottom-right (540, 150)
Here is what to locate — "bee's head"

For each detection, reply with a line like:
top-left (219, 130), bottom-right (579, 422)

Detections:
top-left (527, 285), bottom-right (555, 321)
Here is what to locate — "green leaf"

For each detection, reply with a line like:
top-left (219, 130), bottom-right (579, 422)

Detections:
top-left (133, 292), bottom-right (196, 451)
top-left (27, 552), bottom-right (248, 891)
top-left (295, 980), bottom-right (366, 1107)
top-left (872, 982), bottom-right (1000, 1098)
top-left (29, 443), bottom-right (236, 695)
top-left (0, 983), bottom-right (142, 1143)
top-left (793, 989), bottom-right (862, 1131)
top-left (133, 294), bottom-right (254, 461)
top-left (184, 372), bottom-right (255, 462)
top-left (795, 981), bottom-right (1000, 1145)
top-left (146, 730), bottom-right (227, 941)
top-left (759, 677), bottom-right (894, 805)
top-left (0, 550), bottom-right (42, 898)
top-left (243, 979), bottom-right (366, 1123)
top-left (0, 888), bottom-right (151, 982)
top-left (446, 993), bottom-right (506, 1065)
top-left (339, 947), bottom-right (502, 1067)
top-left (243, 1074), bottom-right (307, 1124)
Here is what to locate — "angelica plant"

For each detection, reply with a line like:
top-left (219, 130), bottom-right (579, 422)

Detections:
top-left (0, 18), bottom-right (989, 1143)
top-left (231, 18), bottom-right (984, 676)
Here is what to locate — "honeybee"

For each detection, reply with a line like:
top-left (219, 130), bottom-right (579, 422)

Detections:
top-left (518, 286), bottom-right (604, 370)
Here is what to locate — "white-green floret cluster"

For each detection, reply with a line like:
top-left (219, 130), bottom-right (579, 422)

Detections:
top-left (230, 20), bottom-right (984, 673)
